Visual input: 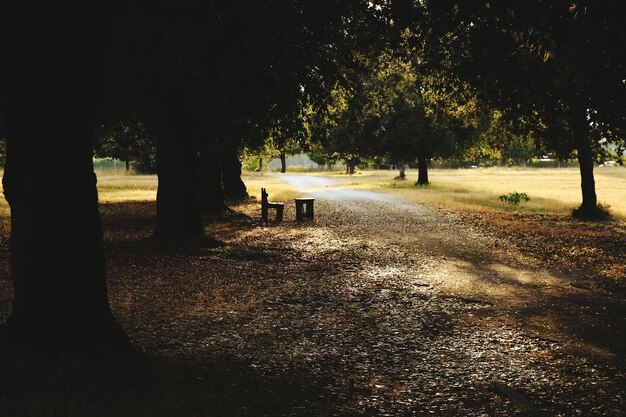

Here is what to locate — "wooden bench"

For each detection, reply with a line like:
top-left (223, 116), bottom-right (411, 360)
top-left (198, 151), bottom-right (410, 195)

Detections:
top-left (261, 188), bottom-right (284, 225)
top-left (295, 198), bottom-right (315, 220)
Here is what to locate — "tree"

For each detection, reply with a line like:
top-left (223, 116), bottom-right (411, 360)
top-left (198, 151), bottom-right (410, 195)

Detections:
top-left (314, 52), bottom-right (484, 183)
top-left (95, 120), bottom-right (155, 173)
top-left (105, 1), bottom-right (383, 233)
top-left (0, 3), bottom-right (128, 352)
top-left (415, 1), bottom-right (626, 217)
top-left (264, 109), bottom-right (308, 173)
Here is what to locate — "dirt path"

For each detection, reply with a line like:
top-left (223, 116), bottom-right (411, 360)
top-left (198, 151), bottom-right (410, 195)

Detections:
top-left (280, 174), bottom-right (608, 307)
top-left (271, 174), bottom-right (625, 416)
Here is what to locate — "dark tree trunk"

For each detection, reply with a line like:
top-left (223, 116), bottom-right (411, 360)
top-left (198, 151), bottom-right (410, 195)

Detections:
top-left (125, 153), bottom-right (130, 172)
top-left (197, 144), bottom-right (227, 216)
top-left (0, 6), bottom-right (128, 352)
top-left (570, 102), bottom-right (598, 216)
top-left (575, 131), bottom-right (598, 215)
top-left (280, 150), bottom-right (287, 173)
top-left (346, 158), bottom-right (356, 175)
top-left (396, 161), bottom-right (406, 180)
top-left (222, 149), bottom-right (248, 200)
top-left (257, 157), bottom-right (263, 172)
top-left (417, 156), bottom-right (429, 185)
top-left (154, 110), bottom-right (204, 239)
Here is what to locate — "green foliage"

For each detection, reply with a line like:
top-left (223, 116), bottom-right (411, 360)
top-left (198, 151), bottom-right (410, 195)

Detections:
top-left (105, 1), bottom-right (383, 165)
top-left (499, 192), bottom-right (530, 205)
top-left (460, 111), bottom-right (546, 167)
top-left (306, 152), bottom-right (328, 167)
top-left (94, 121), bottom-right (156, 173)
top-left (311, 52), bottom-right (486, 169)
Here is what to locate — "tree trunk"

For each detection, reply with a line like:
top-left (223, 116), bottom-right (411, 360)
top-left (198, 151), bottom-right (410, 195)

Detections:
top-left (0, 7), bottom-right (128, 352)
top-left (257, 157), bottom-right (263, 172)
top-left (222, 149), bottom-right (248, 200)
top-left (280, 150), bottom-right (287, 173)
top-left (346, 158), bottom-right (356, 175)
top-left (197, 144), bottom-right (227, 216)
top-left (154, 110), bottom-right (204, 239)
top-left (417, 156), bottom-right (429, 185)
top-left (569, 101), bottom-right (598, 217)
top-left (397, 162), bottom-right (406, 180)
top-left (575, 130), bottom-right (598, 216)
top-left (125, 153), bottom-right (130, 172)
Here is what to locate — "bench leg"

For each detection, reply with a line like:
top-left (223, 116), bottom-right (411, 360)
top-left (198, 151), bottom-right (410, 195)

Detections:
top-left (276, 206), bottom-right (284, 222)
top-left (295, 202), bottom-right (303, 220)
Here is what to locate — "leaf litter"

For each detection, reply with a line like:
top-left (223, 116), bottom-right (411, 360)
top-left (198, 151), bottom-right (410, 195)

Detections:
top-left (0, 195), bottom-right (624, 416)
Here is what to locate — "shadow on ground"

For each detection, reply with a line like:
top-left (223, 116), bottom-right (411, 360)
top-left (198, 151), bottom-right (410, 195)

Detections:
top-left (0, 351), bottom-right (346, 417)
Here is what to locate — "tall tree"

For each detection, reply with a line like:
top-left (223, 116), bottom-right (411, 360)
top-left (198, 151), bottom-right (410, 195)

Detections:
top-left (0, 3), bottom-right (128, 352)
top-left (314, 53), bottom-right (483, 183)
top-left (415, 0), bottom-right (626, 217)
top-left (106, 1), bottom-right (383, 233)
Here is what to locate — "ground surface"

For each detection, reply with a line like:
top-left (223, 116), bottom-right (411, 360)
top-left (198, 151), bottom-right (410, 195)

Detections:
top-left (1, 173), bottom-right (625, 416)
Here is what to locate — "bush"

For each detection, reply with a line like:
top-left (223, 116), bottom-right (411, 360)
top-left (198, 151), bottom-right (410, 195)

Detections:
top-left (499, 192), bottom-right (530, 205)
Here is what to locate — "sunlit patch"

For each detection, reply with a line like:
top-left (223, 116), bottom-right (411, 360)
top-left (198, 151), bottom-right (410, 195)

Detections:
top-left (362, 265), bottom-right (403, 280)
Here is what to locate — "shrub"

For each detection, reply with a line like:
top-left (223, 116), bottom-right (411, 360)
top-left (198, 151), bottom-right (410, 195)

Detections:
top-left (499, 192), bottom-right (530, 205)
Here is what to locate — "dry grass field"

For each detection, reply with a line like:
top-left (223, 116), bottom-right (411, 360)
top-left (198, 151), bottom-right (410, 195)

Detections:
top-left (326, 167), bottom-right (626, 219)
top-left (0, 167), bottom-right (625, 222)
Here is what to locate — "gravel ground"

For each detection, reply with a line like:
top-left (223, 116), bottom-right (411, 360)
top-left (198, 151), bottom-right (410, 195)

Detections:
top-left (1, 175), bottom-right (624, 416)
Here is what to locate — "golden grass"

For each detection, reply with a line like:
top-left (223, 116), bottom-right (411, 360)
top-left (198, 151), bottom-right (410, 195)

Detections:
top-left (96, 174), bottom-right (158, 202)
top-left (343, 167), bottom-right (626, 219)
top-left (241, 172), bottom-right (301, 202)
top-left (0, 167), bottom-right (624, 225)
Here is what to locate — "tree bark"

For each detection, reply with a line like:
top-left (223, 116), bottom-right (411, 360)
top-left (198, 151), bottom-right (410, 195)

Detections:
top-left (417, 156), bottom-right (429, 185)
top-left (197, 144), bottom-right (227, 216)
top-left (575, 129), bottom-right (598, 215)
top-left (154, 110), bottom-right (204, 239)
top-left (280, 150), bottom-right (287, 173)
top-left (222, 149), bottom-right (248, 200)
top-left (0, 5), bottom-right (128, 352)
top-left (570, 101), bottom-right (598, 216)
top-left (346, 158), bottom-right (356, 175)
top-left (396, 161), bottom-right (406, 180)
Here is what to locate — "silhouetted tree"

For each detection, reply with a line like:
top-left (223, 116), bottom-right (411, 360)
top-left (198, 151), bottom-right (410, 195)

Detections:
top-left (410, 1), bottom-right (626, 217)
top-left (0, 3), bottom-right (128, 352)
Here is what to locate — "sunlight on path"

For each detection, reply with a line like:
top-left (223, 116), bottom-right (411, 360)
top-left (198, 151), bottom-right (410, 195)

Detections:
top-left (247, 174), bottom-right (625, 416)
top-left (278, 174), bottom-right (336, 189)
top-left (277, 174), bottom-right (426, 211)
top-left (270, 173), bottom-right (610, 346)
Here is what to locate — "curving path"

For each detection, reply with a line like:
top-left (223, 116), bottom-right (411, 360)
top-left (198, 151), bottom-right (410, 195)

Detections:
top-left (266, 173), bottom-right (625, 416)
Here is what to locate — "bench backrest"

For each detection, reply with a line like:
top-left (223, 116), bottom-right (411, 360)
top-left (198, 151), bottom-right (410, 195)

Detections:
top-left (261, 188), bottom-right (268, 206)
